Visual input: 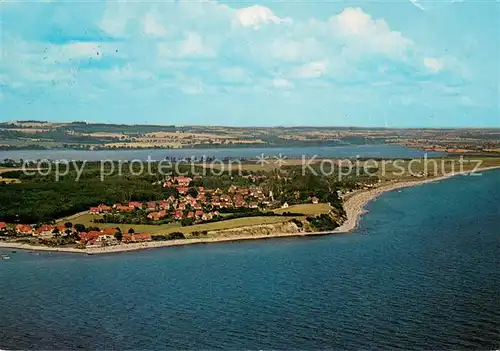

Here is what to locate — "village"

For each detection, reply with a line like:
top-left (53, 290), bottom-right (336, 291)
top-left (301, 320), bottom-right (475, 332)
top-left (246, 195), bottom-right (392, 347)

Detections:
top-left (89, 175), bottom-right (272, 222)
top-left (0, 175), bottom-right (326, 250)
top-left (0, 221), bottom-right (153, 247)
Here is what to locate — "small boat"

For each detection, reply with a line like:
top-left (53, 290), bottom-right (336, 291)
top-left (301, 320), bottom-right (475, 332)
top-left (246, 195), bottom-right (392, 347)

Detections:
top-left (2, 254), bottom-right (10, 260)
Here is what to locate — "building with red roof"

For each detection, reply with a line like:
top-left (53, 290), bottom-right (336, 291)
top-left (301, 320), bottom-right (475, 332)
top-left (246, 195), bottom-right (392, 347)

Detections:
top-left (15, 224), bottom-right (32, 235)
top-left (98, 204), bottom-right (112, 212)
top-left (121, 233), bottom-right (133, 243)
top-left (79, 231), bottom-right (101, 243)
top-left (174, 210), bottom-right (183, 219)
top-left (195, 210), bottom-right (204, 217)
top-left (174, 176), bottom-right (192, 186)
top-left (128, 201), bottom-right (142, 209)
top-left (116, 205), bottom-right (133, 212)
top-left (146, 201), bottom-right (157, 211)
top-left (102, 228), bottom-right (118, 236)
top-left (133, 233), bottom-right (152, 242)
top-left (177, 186), bottom-right (188, 194)
top-left (36, 224), bottom-right (54, 236)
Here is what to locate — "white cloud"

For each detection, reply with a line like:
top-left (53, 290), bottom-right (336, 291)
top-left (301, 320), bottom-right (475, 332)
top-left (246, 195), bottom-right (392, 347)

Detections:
top-left (99, 3), bottom-right (137, 37)
top-left (295, 61), bottom-right (328, 79)
top-left (372, 81), bottom-right (391, 86)
top-left (331, 8), bottom-right (413, 59)
top-left (424, 57), bottom-right (443, 72)
top-left (2, 1), bottom-right (460, 102)
top-left (378, 65), bottom-right (389, 73)
top-left (409, 0), bottom-right (427, 10)
top-left (408, 0), bottom-right (464, 11)
top-left (157, 43), bottom-right (170, 57)
top-left (460, 95), bottom-right (474, 106)
top-left (272, 78), bottom-right (294, 89)
top-left (218, 67), bottom-right (251, 84)
top-left (105, 64), bottom-right (154, 82)
top-left (180, 77), bottom-right (208, 94)
top-left (269, 38), bottom-right (323, 62)
top-left (142, 13), bottom-right (167, 37)
top-left (334, 7), bottom-right (377, 36)
top-left (58, 42), bottom-right (102, 61)
top-left (178, 32), bottom-right (215, 58)
top-left (234, 5), bottom-right (292, 28)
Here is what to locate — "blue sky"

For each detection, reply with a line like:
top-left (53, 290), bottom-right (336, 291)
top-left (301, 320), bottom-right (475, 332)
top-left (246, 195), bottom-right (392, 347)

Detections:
top-left (1, 0), bottom-right (499, 127)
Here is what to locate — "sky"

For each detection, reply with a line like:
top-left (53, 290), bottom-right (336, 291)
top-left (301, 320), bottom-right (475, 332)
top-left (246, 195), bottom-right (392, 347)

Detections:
top-left (1, 0), bottom-right (499, 128)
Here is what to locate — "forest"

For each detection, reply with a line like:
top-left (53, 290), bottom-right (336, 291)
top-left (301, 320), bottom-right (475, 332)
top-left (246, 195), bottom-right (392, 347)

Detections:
top-left (0, 161), bottom-right (373, 224)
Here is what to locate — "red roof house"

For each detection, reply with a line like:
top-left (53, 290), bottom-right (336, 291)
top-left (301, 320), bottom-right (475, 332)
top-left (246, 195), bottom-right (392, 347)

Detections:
top-left (121, 233), bottom-right (133, 243)
top-left (128, 201), bottom-right (142, 209)
top-left (175, 176), bottom-right (192, 186)
top-left (195, 210), bottom-right (204, 217)
top-left (102, 228), bottom-right (118, 236)
top-left (177, 186), bottom-right (188, 194)
top-left (116, 205), bottom-right (133, 212)
top-left (36, 224), bottom-right (54, 236)
top-left (174, 210), bottom-right (183, 219)
top-left (133, 233), bottom-right (152, 242)
top-left (147, 210), bottom-right (167, 221)
top-left (79, 231), bottom-right (101, 243)
top-left (15, 224), bottom-right (32, 235)
top-left (99, 204), bottom-right (112, 212)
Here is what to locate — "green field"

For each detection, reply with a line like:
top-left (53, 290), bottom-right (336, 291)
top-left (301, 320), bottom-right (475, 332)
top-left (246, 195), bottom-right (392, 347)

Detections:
top-left (0, 138), bottom-right (64, 148)
top-left (203, 159), bottom-right (320, 172)
top-left (63, 213), bottom-right (294, 236)
top-left (273, 203), bottom-right (332, 215)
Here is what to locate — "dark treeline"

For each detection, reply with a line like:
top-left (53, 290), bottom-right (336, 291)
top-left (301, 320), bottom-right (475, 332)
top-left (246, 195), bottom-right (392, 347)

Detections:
top-left (0, 161), bottom-right (361, 224)
top-left (0, 162), bottom-right (258, 223)
top-left (0, 162), bottom-right (182, 223)
top-left (0, 179), bottom-right (178, 224)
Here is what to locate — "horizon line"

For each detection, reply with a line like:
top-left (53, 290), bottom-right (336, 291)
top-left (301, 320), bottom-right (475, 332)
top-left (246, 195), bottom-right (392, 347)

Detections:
top-left (2, 120), bottom-right (500, 130)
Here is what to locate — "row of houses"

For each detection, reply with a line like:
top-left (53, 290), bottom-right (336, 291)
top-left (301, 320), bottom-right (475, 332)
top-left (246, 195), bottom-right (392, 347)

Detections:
top-left (79, 229), bottom-right (152, 247)
top-left (163, 175), bottom-right (192, 193)
top-left (88, 184), bottom-right (273, 221)
top-left (89, 185), bottom-right (323, 223)
top-left (1, 223), bottom-right (73, 236)
top-left (0, 222), bottom-right (152, 248)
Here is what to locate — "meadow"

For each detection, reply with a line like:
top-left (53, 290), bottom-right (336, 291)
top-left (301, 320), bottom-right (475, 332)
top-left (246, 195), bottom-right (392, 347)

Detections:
top-left (61, 213), bottom-right (296, 236)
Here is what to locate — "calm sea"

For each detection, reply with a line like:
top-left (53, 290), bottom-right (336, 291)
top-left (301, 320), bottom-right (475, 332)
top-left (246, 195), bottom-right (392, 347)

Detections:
top-left (0, 145), bottom-right (444, 161)
top-left (1, 170), bottom-right (499, 350)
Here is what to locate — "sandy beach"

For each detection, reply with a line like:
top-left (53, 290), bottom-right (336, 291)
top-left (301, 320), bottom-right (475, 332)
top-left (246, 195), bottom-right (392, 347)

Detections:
top-left (1, 166), bottom-right (499, 255)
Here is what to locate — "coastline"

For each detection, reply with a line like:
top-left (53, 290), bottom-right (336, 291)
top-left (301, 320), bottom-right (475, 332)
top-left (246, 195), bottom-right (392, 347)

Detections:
top-left (1, 166), bottom-right (499, 255)
top-left (334, 165), bottom-right (500, 234)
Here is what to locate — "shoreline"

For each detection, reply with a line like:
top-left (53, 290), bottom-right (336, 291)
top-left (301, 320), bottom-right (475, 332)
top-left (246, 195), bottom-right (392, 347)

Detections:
top-left (1, 166), bottom-right (499, 255)
top-left (333, 165), bottom-right (500, 234)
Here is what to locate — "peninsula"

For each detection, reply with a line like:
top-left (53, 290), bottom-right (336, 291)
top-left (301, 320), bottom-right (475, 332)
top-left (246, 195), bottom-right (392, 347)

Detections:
top-left (1, 154), bottom-right (499, 254)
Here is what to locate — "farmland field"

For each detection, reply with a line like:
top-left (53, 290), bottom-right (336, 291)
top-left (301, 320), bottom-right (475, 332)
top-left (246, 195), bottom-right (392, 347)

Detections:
top-left (62, 213), bottom-right (294, 236)
top-left (273, 203), bottom-right (332, 215)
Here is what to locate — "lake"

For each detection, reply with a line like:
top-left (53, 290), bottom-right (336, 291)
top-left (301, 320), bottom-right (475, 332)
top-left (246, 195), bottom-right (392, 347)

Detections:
top-left (1, 170), bottom-right (499, 349)
top-left (0, 145), bottom-right (444, 161)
